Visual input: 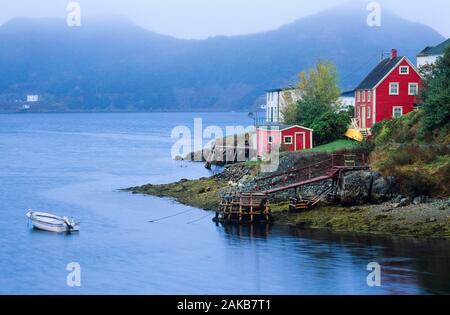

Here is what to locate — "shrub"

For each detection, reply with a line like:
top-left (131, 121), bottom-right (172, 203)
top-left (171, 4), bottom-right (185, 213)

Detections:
top-left (397, 171), bottom-right (436, 197)
top-left (352, 141), bottom-right (375, 156)
top-left (311, 110), bottom-right (350, 145)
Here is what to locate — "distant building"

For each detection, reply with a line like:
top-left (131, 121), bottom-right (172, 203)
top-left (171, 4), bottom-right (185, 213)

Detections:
top-left (417, 39), bottom-right (450, 68)
top-left (354, 49), bottom-right (422, 130)
top-left (339, 90), bottom-right (355, 108)
top-left (27, 95), bottom-right (39, 102)
top-left (265, 87), bottom-right (301, 123)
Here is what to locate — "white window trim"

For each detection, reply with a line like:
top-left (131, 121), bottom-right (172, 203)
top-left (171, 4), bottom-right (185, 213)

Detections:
top-left (367, 107), bottom-right (371, 119)
top-left (389, 83), bottom-right (399, 95)
top-left (357, 91), bottom-right (361, 102)
top-left (362, 90), bottom-right (365, 102)
top-left (393, 106), bottom-right (403, 118)
top-left (283, 136), bottom-right (293, 144)
top-left (367, 90), bottom-right (371, 102)
top-left (408, 83), bottom-right (419, 95)
top-left (399, 66), bottom-right (409, 75)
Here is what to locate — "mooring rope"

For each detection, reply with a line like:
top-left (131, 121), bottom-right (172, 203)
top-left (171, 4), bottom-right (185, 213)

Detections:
top-left (186, 213), bottom-right (213, 225)
top-left (148, 209), bottom-right (196, 223)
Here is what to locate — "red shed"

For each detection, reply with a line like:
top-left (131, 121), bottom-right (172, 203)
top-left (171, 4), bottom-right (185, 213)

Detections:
top-left (256, 124), bottom-right (313, 157)
top-left (354, 49), bottom-right (422, 130)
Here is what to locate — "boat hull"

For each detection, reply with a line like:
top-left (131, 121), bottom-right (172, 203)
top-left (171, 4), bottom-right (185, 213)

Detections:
top-left (27, 211), bottom-right (80, 233)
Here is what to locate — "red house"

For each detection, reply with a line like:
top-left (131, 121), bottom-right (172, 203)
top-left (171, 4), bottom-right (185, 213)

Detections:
top-left (256, 124), bottom-right (313, 157)
top-left (354, 49), bottom-right (422, 130)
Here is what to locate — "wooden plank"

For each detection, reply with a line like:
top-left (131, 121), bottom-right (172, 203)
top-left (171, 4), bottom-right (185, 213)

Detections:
top-left (265, 175), bottom-right (333, 194)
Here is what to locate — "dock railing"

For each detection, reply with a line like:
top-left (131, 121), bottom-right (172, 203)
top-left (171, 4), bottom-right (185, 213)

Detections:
top-left (255, 154), bottom-right (369, 192)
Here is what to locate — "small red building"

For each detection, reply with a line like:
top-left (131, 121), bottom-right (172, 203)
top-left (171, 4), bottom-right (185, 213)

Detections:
top-left (354, 49), bottom-right (422, 130)
top-left (256, 124), bottom-right (313, 157)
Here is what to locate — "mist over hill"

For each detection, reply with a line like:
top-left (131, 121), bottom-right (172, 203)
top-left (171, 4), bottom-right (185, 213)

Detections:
top-left (0, 3), bottom-right (444, 112)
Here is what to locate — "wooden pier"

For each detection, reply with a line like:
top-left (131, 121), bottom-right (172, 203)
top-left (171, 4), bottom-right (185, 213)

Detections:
top-left (214, 192), bottom-right (272, 224)
top-left (215, 154), bottom-right (369, 223)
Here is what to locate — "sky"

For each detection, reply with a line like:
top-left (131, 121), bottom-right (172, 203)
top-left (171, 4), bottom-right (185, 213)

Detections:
top-left (0, 0), bottom-right (449, 39)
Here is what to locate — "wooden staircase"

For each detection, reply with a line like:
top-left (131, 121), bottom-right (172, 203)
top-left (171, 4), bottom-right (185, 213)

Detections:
top-left (289, 185), bottom-right (335, 212)
top-left (360, 129), bottom-right (371, 140)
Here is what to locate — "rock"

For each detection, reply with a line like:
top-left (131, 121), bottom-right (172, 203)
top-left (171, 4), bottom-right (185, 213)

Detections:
top-left (239, 175), bottom-right (251, 183)
top-left (399, 197), bottom-right (411, 207)
top-left (447, 198), bottom-right (450, 207)
top-left (339, 171), bottom-right (371, 206)
top-left (393, 195), bottom-right (403, 203)
top-left (349, 206), bottom-right (361, 212)
top-left (427, 217), bottom-right (437, 223)
top-left (393, 203), bottom-right (401, 208)
top-left (413, 195), bottom-right (428, 205)
top-left (372, 176), bottom-right (396, 203)
top-left (382, 207), bottom-right (393, 212)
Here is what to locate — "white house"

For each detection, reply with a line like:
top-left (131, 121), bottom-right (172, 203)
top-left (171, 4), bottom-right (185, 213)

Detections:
top-left (27, 95), bottom-right (39, 102)
top-left (265, 87), bottom-right (301, 123)
top-left (339, 90), bottom-right (355, 108)
top-left (417, 39), bottom-right (450, 68)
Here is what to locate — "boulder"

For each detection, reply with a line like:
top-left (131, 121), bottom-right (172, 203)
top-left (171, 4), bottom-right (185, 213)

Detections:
top-left (413, 195), bottom-right (428, 205)
top-left (339, 171), bottom-right (372, 205)
top-left (399, 197), bottom-right (411, 207)
top-left (339, 171), bottom-right (397, 206)
top-left (371, 176), bottom-right (396, 203)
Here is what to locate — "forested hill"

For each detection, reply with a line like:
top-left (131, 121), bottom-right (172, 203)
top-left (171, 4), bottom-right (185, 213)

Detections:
top-left (0, 3), bottom-right (444, 112)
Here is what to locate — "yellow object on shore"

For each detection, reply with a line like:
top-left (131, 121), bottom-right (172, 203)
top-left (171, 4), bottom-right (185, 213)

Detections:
top-left (345, 128), bottom-right (364, 142)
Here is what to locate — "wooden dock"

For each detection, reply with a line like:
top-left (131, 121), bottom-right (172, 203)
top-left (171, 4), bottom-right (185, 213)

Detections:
top-left (214, 192), bottom-right (272, 224)
top-left (215, 154), bottom-right (370, 223)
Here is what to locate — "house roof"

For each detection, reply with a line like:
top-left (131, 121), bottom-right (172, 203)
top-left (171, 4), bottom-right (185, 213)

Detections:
top-left (340, 90), bottom-right (355, 97)
top-left (417, 39), bottom-right (450, 57)
top-left (356, 57), bottom-right (404, 90)
top-left (257, 123), bottom-right (313, 132)
top-left (266, 86), bottom-right (297, 93)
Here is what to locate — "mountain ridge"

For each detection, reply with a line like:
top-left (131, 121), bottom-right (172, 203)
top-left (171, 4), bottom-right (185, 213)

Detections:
top-left (0, 3), bottom-right (445, 112)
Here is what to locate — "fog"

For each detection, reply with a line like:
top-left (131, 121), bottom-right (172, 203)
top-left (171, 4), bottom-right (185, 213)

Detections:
top-left (0, 0), bottom-right (448, 38)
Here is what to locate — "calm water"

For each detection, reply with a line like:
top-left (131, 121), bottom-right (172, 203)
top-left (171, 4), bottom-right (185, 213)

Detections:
top-left (0, 112), bottom-right (449, 295)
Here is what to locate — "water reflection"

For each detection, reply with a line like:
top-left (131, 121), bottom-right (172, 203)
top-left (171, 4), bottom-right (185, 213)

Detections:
top-left (215, 222), bottom-right (273, 239)
top-left (214, 224), bottom-right (450, 294)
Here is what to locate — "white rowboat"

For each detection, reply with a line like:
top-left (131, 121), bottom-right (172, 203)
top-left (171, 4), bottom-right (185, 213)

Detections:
top-left (26, 210), bottom-right (80, 233)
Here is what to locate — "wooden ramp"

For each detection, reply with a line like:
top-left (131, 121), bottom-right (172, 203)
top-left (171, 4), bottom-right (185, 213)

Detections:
top-left (214, 154), bottom-right (369, 223)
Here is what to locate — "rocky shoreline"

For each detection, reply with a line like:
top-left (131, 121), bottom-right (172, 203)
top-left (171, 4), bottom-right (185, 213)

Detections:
top-left (125, 153), bottom-right (450, 239)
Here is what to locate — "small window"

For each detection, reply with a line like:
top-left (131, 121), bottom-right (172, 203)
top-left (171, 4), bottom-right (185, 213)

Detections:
top-left (367, 90), bottom-right (371, 102)
top-left (400, 66), bottom-right (409, 75)
top-left (409, 83), bottom-right (419, 95)
top-left (389, 83), bottom-right (399, 95)
top-left (393, 107), bottom-right (403, 118)
top-left (268, 136), bottom-right (273, 144)
top-left (367, 107), bottom-right (371, 119)
top-left (283, 136), bottom-right (293, 144)
top-left (357, 91), bottom-right (361, 102)
top-left (357, 107), bottom-right (360, 117)
top-left (362, 91), bottom-right (365, 102)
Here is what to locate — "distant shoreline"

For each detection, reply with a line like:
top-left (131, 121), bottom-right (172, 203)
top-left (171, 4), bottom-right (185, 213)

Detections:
top-left (0, 110), bottom-right (252, 115)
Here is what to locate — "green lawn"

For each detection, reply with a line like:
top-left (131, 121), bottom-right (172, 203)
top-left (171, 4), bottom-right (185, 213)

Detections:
top-left (304, 139), bottom-right (358, 153)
